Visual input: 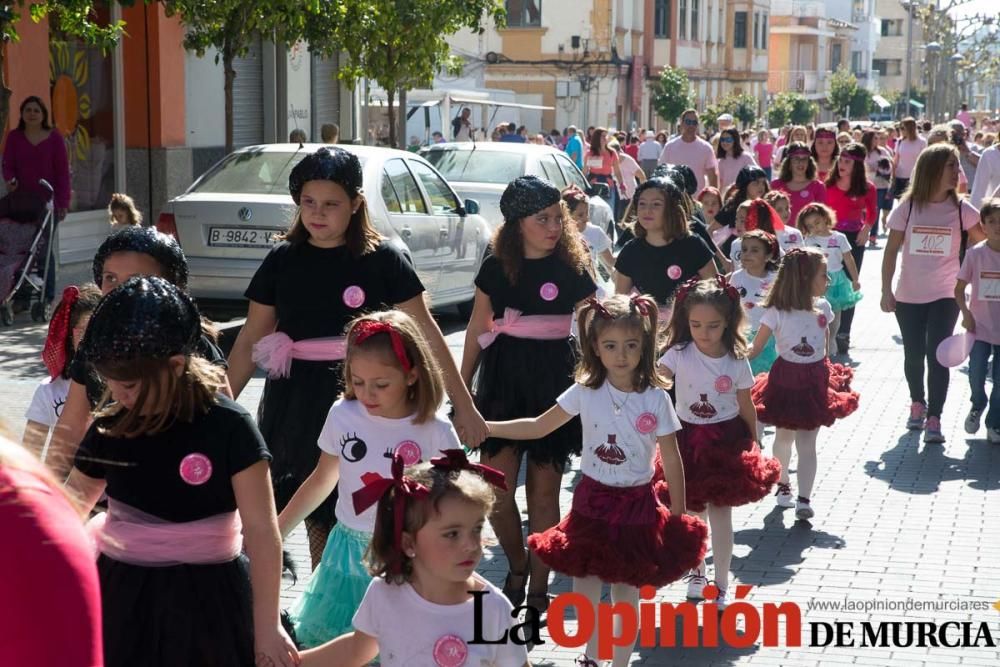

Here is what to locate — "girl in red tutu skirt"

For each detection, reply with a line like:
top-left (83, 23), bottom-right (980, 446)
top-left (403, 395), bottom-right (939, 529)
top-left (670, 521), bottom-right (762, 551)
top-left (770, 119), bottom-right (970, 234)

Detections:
top-left (749, 248), bottom-right (859, 521)
top-left (488, 294), bottom-right (707, 667)
top-left (658, 276), bottom-right (782, 609)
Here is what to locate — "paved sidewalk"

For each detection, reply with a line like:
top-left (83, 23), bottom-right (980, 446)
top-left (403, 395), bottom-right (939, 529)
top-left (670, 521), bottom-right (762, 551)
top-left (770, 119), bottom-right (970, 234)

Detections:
top-left (1, 246), bottom-right (998, 665)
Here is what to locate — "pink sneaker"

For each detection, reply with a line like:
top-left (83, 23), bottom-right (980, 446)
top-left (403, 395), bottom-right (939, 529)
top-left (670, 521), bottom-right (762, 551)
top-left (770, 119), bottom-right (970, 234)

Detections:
top-left (924, 417), bottom-right (945, 443)
top-left (906, 402), bottom-right (926, 430)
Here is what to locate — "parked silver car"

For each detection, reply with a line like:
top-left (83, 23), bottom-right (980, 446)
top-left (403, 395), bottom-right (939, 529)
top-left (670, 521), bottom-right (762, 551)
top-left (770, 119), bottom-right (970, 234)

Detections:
top-left (156, 144), bottom-right (493, 311)
top-left (419, 142), bottom-right (613, 233)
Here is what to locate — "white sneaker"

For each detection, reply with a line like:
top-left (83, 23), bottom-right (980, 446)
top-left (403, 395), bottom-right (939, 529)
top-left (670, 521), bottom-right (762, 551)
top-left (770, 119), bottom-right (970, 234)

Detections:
top-left (988, 427), bottom-right (1000, 444)
top-left (714, 586), bottom-right (729, 611)
top-left (795, 498), bottom-right (815, 520)
top-left (775, 482), bottom-right (794, 508)
top-left (685, 572), bottom-right (708, 599)
top-left (965, 408), bottom-right (983, 434)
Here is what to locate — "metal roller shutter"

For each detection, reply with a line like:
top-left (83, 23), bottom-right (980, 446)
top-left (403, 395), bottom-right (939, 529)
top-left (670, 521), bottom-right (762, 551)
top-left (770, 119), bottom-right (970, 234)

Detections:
top-left (311, 53), bottom-right (340, 140)
top-left (232, 37), bottom-right (265, 148)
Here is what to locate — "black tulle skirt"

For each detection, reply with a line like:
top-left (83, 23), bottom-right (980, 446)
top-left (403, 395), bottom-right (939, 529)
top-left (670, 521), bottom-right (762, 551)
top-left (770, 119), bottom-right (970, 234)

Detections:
top-left (258, 358), bottom-right (343, 524)
top-left (98, 554), bottom-right (254, 667)
top-left (474, 334), bottom-right (582, 469)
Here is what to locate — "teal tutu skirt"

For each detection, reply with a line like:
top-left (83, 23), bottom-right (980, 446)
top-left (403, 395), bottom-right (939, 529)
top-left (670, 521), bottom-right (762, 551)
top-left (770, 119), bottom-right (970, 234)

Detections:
top-left (749, 329), bottom-right (778, 375)
top-left (291, 523), bottom-right (372, 648)
top-left (825, 269), bottom-right (862, 311)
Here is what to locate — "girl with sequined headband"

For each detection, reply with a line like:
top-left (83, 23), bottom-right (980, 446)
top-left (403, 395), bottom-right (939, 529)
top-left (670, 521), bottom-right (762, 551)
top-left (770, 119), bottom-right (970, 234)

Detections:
top-left (276, 310), bottom-right (460, 647)
top-left (299, 453), bottom-right (528, 667)
top-left (488, 294), bottom-right (708, 667)
top-left (770, 141), bottom-right (828, 228)
top-left (749, 248), bottom-right (860, 522)
top-left (227, 147), bottom-right (487, 568)
top-left (64, 276), bottom-right (297, 667)
top-left (462, 175), bottom-right (596, 615)
top-left (658, 277), bottom-right (781, 610)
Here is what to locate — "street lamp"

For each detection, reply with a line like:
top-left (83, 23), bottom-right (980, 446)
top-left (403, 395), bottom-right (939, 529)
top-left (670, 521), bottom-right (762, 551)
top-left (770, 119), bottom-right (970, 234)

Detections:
top-left (925, 42), bottom-right (941, 121)
top-left (949, 53), bottom-right (964, 120)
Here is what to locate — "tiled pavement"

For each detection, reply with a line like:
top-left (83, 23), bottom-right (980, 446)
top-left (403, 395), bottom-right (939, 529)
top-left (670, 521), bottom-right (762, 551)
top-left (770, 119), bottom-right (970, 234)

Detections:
top-left (1, 248), bottom-right (998, 665)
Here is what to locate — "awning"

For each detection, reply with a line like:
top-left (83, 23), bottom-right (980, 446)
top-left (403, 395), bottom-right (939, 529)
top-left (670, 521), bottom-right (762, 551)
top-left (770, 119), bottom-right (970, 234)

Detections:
top-left (909, 98), bottom-right (925, 109)
top-left (450, 96), bottom-right (554, 111)
top-left (873, 94), bottom-right (891, 109)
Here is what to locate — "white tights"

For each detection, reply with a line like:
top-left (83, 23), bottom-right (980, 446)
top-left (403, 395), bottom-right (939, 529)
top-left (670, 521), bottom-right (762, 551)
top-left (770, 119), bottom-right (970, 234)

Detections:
top-left (827, 312), bottom-right (842, 356)
top-left (573, 576), bottom-right (640, 667)
top-left (692, 504), bottom-right (734, 593)
top-left (772, 427), bottom-right (819, 499)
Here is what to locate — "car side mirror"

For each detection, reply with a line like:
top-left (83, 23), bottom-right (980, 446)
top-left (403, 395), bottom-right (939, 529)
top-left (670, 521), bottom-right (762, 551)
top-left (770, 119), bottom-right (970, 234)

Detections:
top-left (588, 183), bottom-right (610, 199)
top-left (463, 199), bottom-right (480, 215)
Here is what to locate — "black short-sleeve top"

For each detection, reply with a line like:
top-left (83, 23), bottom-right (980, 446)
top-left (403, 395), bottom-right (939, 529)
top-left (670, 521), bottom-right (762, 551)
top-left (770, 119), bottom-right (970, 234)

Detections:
top-left (244, 240), bottom-right (424, 341)
top-left (74, 396), bottom-right (272, 522)
top-left (474, 253), bottom-right (596, 318)
top-left (615, 235), bottom-right (715, 305)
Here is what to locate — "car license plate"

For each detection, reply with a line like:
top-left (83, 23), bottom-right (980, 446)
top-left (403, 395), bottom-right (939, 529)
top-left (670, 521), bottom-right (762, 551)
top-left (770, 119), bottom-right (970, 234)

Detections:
top-left (208, 227), bottom-right (283, 248)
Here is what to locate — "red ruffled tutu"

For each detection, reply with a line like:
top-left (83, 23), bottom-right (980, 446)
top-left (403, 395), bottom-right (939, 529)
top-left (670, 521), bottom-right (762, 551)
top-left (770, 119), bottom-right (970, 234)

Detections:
top-left (752, 357), bottom-right (859, 431)
top-left (527, 476), bottom-right (707, 587)
top-left (655, 417), bottom-right (782, 513)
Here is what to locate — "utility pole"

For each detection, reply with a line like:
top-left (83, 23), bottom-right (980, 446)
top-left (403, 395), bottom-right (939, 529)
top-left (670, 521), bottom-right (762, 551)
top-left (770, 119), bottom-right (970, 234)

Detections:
top-left (903, 0), bottom-right (915, 118)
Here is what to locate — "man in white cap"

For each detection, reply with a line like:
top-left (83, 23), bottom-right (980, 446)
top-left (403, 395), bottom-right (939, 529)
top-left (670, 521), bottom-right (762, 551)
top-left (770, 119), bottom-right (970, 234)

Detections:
top-left (711, 113), bottom-right (734, 151)
top-left (637, 130), bottom-right (661, 177)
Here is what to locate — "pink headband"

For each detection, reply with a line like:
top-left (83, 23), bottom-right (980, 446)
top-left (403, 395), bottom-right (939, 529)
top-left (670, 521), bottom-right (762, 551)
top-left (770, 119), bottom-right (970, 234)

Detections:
top-left (839, 152), bottom-right (864, 162)
top-left (814, 129), bottom-right (836, 139)
top-left (788, 147), bottom-right (811, 158)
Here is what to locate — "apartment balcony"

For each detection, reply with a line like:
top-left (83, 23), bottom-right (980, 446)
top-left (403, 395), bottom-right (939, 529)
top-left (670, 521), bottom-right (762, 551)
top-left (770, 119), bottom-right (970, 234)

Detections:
top-left (855, 70), bottom-right (881, 92)
top-left (768, 70), bottom-right (832, 99)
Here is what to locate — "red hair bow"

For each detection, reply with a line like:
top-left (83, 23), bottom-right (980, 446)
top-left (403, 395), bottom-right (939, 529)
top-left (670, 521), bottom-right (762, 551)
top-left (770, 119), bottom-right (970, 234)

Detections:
top-left (745, 199), bottom-right (785, 232)
top-left (674, 277), bottom-right (701, 306)
top-left (41, 285), bottom-right (80, 379)
top-left (715, 275), bottom-right (741, 303)
top-left (430, 449), bottom-right (508, 491)
top-left (588, 297), bottom-right (614, 320)
top-left (353, 319), bottom-right (412, 373)
top-left (352, 453), bottom-right (429, 572)
top-left (629, 293), bottom-right (651, 317)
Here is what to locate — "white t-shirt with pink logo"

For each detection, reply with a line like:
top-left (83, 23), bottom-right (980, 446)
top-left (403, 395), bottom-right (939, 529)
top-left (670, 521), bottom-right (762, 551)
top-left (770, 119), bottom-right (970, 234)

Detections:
top-left (957, 242), bottom-right (1000, 345)
top-left (353, 573), bottom-right (528, 667)
top-left (760, 299), bottom-right (834, 364)
top-left (317, 398), bottom-right (459, 532)
top-left (730, 269), bottom-right (778, 331)
top-left (557, 381), bottom-right (680, 487)
top-left (803, 231), bottom-right (852, 273)
top-left (659, 344), bottom-right (754, 425)
top-left (887, 199), bottom-right (981, 303)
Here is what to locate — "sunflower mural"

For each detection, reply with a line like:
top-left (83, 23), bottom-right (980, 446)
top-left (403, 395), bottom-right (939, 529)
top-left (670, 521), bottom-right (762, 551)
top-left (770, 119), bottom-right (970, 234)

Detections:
top-left (50, 40), bottom-right (91, 161)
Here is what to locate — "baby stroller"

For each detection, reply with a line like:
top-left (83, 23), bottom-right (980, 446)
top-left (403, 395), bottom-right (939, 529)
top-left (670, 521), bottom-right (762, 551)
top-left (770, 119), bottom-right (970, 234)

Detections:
top-left (0, 180), bottom-right (56, 326)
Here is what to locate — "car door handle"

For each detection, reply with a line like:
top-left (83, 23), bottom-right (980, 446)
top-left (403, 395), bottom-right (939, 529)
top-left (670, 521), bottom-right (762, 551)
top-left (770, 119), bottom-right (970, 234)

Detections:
top-left (439, 228), bottom-right (450, 237)
top-left (401, 226), bottom-right (412, 239)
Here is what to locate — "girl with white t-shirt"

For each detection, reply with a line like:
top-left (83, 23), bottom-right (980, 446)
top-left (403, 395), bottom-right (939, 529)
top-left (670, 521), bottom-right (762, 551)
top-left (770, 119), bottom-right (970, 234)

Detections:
top-left (488, 294), bottom-right (707, 667)
top-left (797, 203), bottom-right (862, 355)
top-left (278, 311), bottom-right (460, 647)
top-left (750, 249), bottom-right (860, 521)
top-left (563, 185), bottom-right (615, 295)
top-left (729, 230), bottom-right (780, 376)
top-left (882, 144), bottom-right (986, 443)
top-left (22, 283), bottom-right (101, 461)
top-left (658, 277), bottom-right (781, 609)
top-left (300, 454), bottom-right (526, 667)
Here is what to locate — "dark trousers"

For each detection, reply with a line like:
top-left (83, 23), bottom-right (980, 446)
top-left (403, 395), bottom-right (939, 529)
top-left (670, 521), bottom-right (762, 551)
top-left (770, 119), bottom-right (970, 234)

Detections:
top-left (837, 228), bottom-right (866, 337)
top-left (894, 298), bottom-right (960, 418)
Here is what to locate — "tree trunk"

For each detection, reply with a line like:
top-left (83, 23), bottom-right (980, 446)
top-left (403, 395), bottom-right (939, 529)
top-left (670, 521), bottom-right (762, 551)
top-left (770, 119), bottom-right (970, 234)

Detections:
top-left (223, 46), bottom-right (236, 154)
top-left (0, 46), bottom-right (11, 143)
top-left (386, 88), bottom-right (396, 149)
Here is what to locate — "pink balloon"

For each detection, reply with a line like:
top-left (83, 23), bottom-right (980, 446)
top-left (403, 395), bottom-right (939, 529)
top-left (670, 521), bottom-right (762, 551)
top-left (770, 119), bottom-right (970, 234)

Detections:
top-left (936, 332), bottom-right (975, 368)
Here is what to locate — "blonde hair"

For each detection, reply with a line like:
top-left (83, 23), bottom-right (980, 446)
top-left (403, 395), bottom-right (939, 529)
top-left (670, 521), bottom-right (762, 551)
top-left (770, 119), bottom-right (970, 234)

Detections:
top-left (902, 143), bottom-right (961, 209)
top-left (575, 294), bottom-right (668, 391)
top-left (763, 248), bottom-right (826, 312)
top-left (796, 202), bottom-right (836, 235)
top-left (108, 193), bottom-right (143, 226)
top-left (367, 463), bottom-right (495, 584)
top-left (342, 310), bottom-right (444, 424)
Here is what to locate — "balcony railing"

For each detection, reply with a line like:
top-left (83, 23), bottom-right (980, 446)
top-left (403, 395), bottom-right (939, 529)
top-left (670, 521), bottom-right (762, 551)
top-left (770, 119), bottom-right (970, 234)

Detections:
top-left (768, 70), bottom-right (832, 95)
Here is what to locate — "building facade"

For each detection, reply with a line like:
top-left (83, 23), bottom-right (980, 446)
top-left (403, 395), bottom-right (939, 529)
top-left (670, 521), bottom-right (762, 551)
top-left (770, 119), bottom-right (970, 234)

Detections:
top-left (872, 0), bottom-right (927, 100)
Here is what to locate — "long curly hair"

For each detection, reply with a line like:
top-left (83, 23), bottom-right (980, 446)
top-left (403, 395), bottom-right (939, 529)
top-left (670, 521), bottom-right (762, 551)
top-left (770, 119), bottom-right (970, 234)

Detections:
top-left (490, 200), bottom-right (589, 285)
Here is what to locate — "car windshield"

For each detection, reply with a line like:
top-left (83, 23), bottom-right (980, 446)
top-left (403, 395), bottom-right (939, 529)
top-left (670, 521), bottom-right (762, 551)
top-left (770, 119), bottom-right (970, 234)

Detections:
top-left (422, 149), bottom-right (524, 184)
top-left (189, 149), bottom-right (367, 195)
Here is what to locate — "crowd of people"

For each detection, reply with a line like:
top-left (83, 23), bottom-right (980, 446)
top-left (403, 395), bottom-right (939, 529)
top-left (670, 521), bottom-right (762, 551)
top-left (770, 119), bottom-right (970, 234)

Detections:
top-left (3, 94), bottom-right (1000, 667)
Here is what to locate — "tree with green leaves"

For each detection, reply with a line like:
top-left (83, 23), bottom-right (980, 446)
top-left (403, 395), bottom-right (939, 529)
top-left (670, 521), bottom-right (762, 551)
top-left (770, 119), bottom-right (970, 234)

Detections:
top-left (650, 66), bottom-right (692, 132)
top-left (770, 92), bottom-right (817, 126)
top-left (303, 0), bottom-right (505, 148)
top-left (0, 1), bottom-right (124, 136)
top-left (828, 67), bottom-right (860, 118)
top-left (718, 92), bottom-right (757, 128)
top-left (163, 0), bottom-right (318, 153)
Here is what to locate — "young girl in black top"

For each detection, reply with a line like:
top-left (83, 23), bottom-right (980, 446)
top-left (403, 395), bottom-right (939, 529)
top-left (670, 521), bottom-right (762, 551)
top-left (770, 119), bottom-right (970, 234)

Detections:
top-left (462, 175), bottom-right (596, 613)
top-left (66, 276), bottom-right (296, 667)
top-left (227, 147), bottom-right (485, 566)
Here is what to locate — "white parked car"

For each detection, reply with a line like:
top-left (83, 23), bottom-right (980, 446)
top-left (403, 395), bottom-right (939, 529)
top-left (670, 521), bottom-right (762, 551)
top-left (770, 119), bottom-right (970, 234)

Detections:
top-left (156, 144), bottom-right (493, 312)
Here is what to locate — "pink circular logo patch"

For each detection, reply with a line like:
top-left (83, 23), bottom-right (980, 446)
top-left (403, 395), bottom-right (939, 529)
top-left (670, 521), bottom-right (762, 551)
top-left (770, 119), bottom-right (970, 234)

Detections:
top-left (667, 265), bottom-right (683, 280)
top-left (539, 282), bottom-right (559, 301)
top-left (395, 440), bottom-right (422, 465)
top-left (714, 375), bottom-right (733, 393)
top-left (787, 234), bottom-right (798, 243)
top-left (818, 314), bottom-right (828, 328)
top-left (433, 634), bottom-right (468, 667)
top-left (342, 285), bottom-right (366, 309)
top-left (635, 412), bottom-right (658, 434)
top-left (179, 453), bottom-right (213, 486)
top-left (828, 238), bottom-right (839, 248)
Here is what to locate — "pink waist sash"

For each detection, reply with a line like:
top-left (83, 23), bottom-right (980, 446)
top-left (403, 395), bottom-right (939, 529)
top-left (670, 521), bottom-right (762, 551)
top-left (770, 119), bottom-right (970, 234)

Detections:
top-left (477, 308), bottom-right (573, 349)
top-left (252, 331), bottom-right (347, 379)
top-left (89, 499), bottom-right (243, 566)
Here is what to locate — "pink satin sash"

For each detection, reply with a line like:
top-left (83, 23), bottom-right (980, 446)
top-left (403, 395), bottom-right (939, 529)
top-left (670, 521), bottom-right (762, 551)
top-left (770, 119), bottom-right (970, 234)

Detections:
top-left (477, 308), bottom-right (573, 349)
top-left (252, 331), bottom-right (347, 379)
top-left (88, 499), bottom-right (243, 566)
